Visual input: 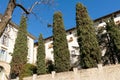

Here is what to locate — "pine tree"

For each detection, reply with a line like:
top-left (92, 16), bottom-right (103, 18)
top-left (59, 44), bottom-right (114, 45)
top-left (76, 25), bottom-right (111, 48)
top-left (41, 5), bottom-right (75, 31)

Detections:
top-left (11, 15), bottom-right (28, 78)
top-left (36, 34), bottom-right (46, 74)
top-left (105, 18), bottom-right (120, 63)
top-left (76, 3), bottom-right (101, 68)
top-left (53, 12), bottom-right (70, 72)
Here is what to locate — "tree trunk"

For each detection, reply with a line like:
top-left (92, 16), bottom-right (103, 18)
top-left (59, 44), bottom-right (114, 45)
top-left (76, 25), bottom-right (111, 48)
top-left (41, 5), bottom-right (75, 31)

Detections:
top-left (0, 0), bottom-right (16, 37)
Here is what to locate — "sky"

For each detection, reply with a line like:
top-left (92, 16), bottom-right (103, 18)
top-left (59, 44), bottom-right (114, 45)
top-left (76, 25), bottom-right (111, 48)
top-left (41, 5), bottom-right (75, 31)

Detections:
top-left (0, 0), bottom-right (120, 39)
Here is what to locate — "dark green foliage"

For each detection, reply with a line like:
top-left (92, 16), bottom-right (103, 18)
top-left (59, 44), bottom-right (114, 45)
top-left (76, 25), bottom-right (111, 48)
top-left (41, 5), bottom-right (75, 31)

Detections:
top-left (97, 26), bottom-right (109, 65)
top-left (76, 3), bottom-right (101, 68)
top-left (53, 12), bottom-right (70, 72)
top-left (105, 18), bottom-right (120, 63)
top-left (10, 15), bottom-right (28, 78)
top-left (19, 63), bottom-right (37, 80)
top-left (46, 59), bottom-right (54, 73)
top-left (36, 34), bottom-right (46, 74)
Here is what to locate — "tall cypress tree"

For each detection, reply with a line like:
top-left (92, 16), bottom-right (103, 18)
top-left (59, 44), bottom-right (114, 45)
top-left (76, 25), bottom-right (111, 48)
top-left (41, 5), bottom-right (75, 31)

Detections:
top-left (105, 18), bottom-right (120, 63)
top-left (11, 15), bottom-right (28, 78)
top-left (53, 12), bottom-right (70, 72)
top-left (76, 3), bottom-right (101, 68)
top-left (36, 34), bottom-right (46, 74)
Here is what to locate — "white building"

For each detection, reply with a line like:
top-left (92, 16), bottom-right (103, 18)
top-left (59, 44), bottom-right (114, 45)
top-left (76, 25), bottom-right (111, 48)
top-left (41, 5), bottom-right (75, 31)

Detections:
top-left (34, 10), bottom-right (120, 67)
top-left (0, 21), bottom-right (36, 64)
top-left (0, 10), bottom-right (120, 79)
top-left (0, 15), bottom-right (36, 80)
top-left (34, 28), bottom-right (80, 67)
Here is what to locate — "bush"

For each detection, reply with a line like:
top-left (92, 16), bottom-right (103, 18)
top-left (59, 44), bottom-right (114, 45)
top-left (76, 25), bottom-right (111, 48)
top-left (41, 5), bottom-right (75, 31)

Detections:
top-left (19, 63), bottom-right (37, 80)
top-left (46, 60), bottom-right (54, 73)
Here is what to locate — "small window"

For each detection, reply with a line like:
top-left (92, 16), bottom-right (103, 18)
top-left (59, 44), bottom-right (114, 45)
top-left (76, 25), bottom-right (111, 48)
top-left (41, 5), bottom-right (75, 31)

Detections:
top-left (49, 38), bottom-right (53, 41)
top-left (68, 37), bottom-right (73, 42)
top-left (71, 50), bottom-right (75, 54)
top-left (0, 49), bottom-right (6, 61)
top-left (1, 49), bottom-right (6, 54)
top-left (114, 14), bottom-right (117, 18)
top-left (1, 35), bottom-right (8, 46)
top-left (99, 20), bottom-right (103, 23)
top-left (69, 31), bottom-right (72, 35)
top-left (71, 50), bottom-right (76, 58)
top-left (51, 51), bottom-right (54, 54)
top-left (48, 43), bottom-right (53, 49)
top-left (5, 26), bottom-right (9, 32)
top-left (115, 20), bottom-right (120, 25)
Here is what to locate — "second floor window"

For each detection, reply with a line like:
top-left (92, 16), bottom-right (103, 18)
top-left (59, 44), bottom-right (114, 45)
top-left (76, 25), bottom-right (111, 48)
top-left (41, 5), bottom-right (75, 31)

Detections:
top-left (1, 35), bottom-right (8, 46)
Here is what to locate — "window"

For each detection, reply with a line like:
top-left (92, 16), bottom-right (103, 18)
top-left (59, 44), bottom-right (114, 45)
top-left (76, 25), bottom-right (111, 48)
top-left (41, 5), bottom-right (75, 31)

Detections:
top-left (48, 43), bottom-right (53, 49)
top-left (68, 37), bottom-right (73, 42)
top-left (0, 49), bottom-right (6, 61)
top-left (51, 51), bottom-right (54, 54)
top-left (69, 31), bottom-right (72, 35)
top-left (49, 38), bottom-right (53, 41)
top-left (1, 35), bottom-right (8, 46)
top-left (71, 50), bottom-right (76, 58)
top-left (114, 14), bottom-right (117, 18)
top-left (115, 20), bottom-right (120, 25)
top-left (1, 49), bottom-right (5, 54)
top-left (5, 26), bottom-right (9, 32)
top-left (99, 20), bottom-right (103, 23)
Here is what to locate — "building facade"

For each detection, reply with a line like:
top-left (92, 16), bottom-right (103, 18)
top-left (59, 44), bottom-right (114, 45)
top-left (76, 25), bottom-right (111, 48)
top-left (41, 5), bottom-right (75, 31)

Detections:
top-left (0, 22), bottom-right (36, 64)
top-left (0, 18), bottom-right (36, 80)
top-left (34, 10), bottom-right (120, 67)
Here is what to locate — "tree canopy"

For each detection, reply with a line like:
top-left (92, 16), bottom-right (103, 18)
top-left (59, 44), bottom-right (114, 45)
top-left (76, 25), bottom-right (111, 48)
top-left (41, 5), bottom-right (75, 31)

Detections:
top-left (76, 3), bottom-right (101, 68)
top-left (53, 12), bottom-right (70, 72)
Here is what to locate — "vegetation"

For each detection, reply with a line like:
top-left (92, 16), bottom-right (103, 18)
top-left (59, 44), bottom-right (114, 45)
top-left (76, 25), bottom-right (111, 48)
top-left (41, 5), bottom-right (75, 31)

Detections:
top-left (46, 59), bottom-right (54, 73)
top-left (53, 12), bottom-right (70, 72)
top-left (10, 15), bottom-right (28, 78)
top-left (36, 34), bottom-right (46, 74)
top-left (97, 25), bottom-right (109, 65)
top-left (104, 18), bottom-right (120, 64)
top-left (76, 3), bottom-right (101, 68)
top-left (19, 63), bottom-right (37, 80)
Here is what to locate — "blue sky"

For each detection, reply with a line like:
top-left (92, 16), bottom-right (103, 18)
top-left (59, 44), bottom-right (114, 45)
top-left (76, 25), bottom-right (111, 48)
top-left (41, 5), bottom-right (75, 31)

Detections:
top-left (0, 0), bottom-right (120, 39)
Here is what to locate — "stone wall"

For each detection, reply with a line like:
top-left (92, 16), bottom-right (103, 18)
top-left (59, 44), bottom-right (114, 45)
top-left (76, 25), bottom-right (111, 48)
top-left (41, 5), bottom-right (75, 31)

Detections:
top-left (23, 64), bottom-right (120, 80)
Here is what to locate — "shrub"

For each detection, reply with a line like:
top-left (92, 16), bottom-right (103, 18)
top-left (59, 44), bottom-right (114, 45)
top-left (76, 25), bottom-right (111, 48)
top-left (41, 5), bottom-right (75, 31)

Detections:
top-left (46, 60), bottom-right (54, 73)
top-left (19, 63), bottom-right (37, 80)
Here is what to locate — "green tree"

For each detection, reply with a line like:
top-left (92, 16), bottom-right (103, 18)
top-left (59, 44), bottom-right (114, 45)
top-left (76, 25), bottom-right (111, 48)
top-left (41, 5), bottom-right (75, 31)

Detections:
top-left (53, 12), bottom-right (70, 72)
top-left (97, 25), bottom-right (109, 65)
top-left (105, 18), bottom-right (120, 63)
top-left (36, 34), bottom-right (46, 74)
top-left (11, 15), bottom-right (28, 78)
top-left (76, 3), bottom-right (101, 68)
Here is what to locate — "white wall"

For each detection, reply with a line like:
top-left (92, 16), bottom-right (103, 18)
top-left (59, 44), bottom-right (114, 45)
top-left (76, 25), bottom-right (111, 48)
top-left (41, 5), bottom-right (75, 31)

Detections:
top-left (27, 36), bottom-right (34, 63)
top-left (0, 24), bottom-right (35, 64)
